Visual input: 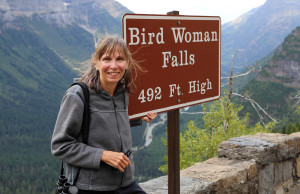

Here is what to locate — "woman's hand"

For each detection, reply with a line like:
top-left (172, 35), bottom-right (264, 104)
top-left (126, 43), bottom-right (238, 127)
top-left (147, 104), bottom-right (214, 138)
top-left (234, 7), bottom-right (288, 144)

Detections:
top-left (141, 112), bottom-right (157, 123)
top-left (101, 151), bottom-right (131, 172)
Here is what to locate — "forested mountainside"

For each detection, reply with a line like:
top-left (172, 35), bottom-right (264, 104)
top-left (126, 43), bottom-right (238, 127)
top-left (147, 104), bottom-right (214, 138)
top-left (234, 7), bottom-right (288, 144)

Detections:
top-left (235, 26), bottom-right (300, 128)
top-left (0, 0), bottom-right (131, 68)
top-left (257, 26), bottom-right (300, 88)
top-left (0, 16), bottom-right (97, 194)
top-left (0, 18), bottom-right (78, 193)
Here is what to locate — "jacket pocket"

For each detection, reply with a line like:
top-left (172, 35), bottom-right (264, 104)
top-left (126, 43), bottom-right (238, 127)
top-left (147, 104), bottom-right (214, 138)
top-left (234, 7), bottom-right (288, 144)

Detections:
top-left (90, 162), bottom-right (122, 188)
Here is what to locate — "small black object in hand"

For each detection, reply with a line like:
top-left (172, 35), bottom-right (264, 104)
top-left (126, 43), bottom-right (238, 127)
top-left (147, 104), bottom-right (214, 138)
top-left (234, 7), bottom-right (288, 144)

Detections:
top-left (112, 149), bottom-right (132, 172)
top-left (124, 149), bottom-right (132, 157)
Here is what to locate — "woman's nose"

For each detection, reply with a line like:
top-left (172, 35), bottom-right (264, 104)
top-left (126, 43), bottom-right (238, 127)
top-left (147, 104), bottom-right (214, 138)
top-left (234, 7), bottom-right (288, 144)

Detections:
top-left (110, 60), bottom-right (117, 68)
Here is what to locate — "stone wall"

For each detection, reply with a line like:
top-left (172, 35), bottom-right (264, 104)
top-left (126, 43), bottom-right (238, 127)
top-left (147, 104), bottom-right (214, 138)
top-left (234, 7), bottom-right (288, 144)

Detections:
top-left (140, 132), bottom-right (300, 193)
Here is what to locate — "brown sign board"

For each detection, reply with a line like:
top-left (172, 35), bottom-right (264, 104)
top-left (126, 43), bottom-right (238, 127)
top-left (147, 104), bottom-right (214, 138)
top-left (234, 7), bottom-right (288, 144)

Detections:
top-left (122, 14), bottom-right (221, 119)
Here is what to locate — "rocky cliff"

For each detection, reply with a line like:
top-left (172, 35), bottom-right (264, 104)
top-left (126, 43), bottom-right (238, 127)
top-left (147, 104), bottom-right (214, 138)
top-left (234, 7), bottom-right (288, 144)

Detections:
top-left (0, 0), bottom-right (132, 34)
top-left (256, 26), bottom-right (300, 88)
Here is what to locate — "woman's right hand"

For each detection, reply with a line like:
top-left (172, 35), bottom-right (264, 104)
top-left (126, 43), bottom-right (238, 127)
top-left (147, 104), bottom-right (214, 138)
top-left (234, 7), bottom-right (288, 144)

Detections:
top-left (101, 150), bottom-right (131, 172)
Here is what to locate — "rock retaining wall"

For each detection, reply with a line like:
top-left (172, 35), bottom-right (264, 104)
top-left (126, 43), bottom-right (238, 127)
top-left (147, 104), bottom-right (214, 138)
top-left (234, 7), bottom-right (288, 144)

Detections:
top-left (140, 132), bottom-right (300, 193)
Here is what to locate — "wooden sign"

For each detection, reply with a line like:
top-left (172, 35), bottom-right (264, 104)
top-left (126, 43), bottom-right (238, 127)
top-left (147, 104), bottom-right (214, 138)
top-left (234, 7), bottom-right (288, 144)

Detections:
top-left (123, 14), bottom-right (221, 119)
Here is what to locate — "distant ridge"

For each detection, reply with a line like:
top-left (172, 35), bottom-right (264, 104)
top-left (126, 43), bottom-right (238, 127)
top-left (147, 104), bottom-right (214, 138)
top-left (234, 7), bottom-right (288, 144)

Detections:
top-left (222, 0), bottom-right (300, 72)
top-left (0, 0), bottom-right (132, 34)
top-left (235, 25), bottom-right (300, 126)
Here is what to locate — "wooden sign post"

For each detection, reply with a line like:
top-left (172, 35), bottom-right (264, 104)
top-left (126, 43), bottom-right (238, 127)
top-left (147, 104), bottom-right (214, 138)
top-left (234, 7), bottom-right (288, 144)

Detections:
top-left (167, 9), bottom-right (180, 194)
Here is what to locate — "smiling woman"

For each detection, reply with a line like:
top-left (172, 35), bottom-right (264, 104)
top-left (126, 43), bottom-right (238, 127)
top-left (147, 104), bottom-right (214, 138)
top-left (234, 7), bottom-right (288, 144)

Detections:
top-left (83, 36), bottom-right (141, 95)
top-left (95, 49), bottom-right (127, 96)
top-left (51, 35), bottom-right (157, 193)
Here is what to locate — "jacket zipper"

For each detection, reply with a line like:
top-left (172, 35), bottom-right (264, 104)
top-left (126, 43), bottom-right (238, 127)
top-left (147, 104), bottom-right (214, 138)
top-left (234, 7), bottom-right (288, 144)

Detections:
top-left (111, 97), bottom-right (124, 187)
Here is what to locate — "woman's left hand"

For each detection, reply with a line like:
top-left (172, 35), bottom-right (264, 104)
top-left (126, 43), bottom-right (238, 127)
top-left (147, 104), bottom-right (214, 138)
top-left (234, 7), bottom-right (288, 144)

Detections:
top-left (141, 112), bottom-right (157, 123)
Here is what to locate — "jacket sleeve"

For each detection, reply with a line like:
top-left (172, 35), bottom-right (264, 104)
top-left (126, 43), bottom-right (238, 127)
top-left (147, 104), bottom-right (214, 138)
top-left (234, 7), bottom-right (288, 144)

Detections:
top-left (51, 88), bottom-right (102, 169)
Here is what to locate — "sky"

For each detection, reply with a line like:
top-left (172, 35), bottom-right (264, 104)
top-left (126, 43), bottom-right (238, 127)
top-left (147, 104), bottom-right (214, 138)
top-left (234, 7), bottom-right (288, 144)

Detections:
top-left (115, 0), bottom-right (267, 24)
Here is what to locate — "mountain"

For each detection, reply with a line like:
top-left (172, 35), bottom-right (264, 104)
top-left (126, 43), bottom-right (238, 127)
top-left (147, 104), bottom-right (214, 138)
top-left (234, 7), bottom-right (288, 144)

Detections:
top-left (0, 0), bottom-right (129, 32)
top-left (222, 0), bottom-right (300, 72)
top-left (256, 26), bottom-right (300, 88)
top-left (0, 0), bottom-right (133, 131)
top-left (0, 0), bottom-right (132, 68)
top-left (0, 17), bottom-right (80, 193)
top-left (234, 26), bottom-right (300, 127)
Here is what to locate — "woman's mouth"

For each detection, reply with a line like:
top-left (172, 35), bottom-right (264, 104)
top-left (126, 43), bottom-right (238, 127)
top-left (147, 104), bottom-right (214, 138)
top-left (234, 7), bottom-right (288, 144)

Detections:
top-left (108, 72), bottom-right (119, 76)
top-left (107, 72), bottom-right (120, 78)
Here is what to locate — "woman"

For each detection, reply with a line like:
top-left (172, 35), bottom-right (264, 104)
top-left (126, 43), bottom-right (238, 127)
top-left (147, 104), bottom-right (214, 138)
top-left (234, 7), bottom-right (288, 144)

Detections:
top-left (51, 36), bottom-right (157, 193)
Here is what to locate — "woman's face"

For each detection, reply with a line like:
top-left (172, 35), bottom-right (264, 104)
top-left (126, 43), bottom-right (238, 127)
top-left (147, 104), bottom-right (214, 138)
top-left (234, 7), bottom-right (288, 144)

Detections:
top-left (95, 49), bottom-right (127, 90)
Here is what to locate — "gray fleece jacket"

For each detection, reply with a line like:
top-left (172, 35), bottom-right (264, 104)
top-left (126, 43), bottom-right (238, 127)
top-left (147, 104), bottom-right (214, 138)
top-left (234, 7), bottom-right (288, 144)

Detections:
top-left (51, 84), bottom-right (134, 191)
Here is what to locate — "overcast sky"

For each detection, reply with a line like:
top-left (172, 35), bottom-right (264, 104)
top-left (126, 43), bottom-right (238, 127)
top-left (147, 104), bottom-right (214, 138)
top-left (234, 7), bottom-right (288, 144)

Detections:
top-left (115, 0), bottom-right (267, 24)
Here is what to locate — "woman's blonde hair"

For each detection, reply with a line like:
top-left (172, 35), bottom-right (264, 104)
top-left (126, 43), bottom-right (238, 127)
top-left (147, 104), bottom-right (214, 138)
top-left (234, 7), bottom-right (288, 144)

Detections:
top-left (81, 35), bottom-right (143, 94)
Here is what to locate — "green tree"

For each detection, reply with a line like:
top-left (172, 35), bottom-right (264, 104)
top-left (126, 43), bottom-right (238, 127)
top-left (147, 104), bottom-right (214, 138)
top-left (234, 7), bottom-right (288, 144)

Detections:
top-left (159, 90), bottom-right (275, 173)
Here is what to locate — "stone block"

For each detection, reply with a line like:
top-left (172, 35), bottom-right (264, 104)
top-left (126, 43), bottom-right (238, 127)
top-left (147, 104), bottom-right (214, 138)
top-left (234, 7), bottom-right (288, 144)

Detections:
top-left (258, 164), bottom-right (274, 194)
top-left (218, 136), bottom-right (277, 165)
top-left (283, 161), bottom-right (293, 182)
top-left (276, 136), bottom-right (300, 161)
top-left (274, 162), bottom-right (283, 187)
top-left (140, 175), bottom-right (213, 194)
top-left (180, 158), bottom-right (257, 193)
top-left (296, 157), bottom-right (300, 178)
top-left (140, 176), bottom-right (168, 194)
top-left (218, 133), bottom-right (300, 164)
top-left (246, 133), bottom-right (300, 161)
top-left (181, 178), bottom-right (213, 194)
top-left (289, 133), bottom-right (300, 153)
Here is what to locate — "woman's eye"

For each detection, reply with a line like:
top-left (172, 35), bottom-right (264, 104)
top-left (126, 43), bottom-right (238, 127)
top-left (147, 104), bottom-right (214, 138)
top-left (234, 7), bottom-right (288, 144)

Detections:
top-left (102, 57), bottom-right (111, 61)
top-left (117, 57), bottom-right (124, 61)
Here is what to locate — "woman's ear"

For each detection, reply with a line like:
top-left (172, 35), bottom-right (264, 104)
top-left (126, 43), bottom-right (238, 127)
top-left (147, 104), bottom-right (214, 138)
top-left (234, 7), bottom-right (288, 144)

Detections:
top-left (93, 61), bottom-right (99, 71)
